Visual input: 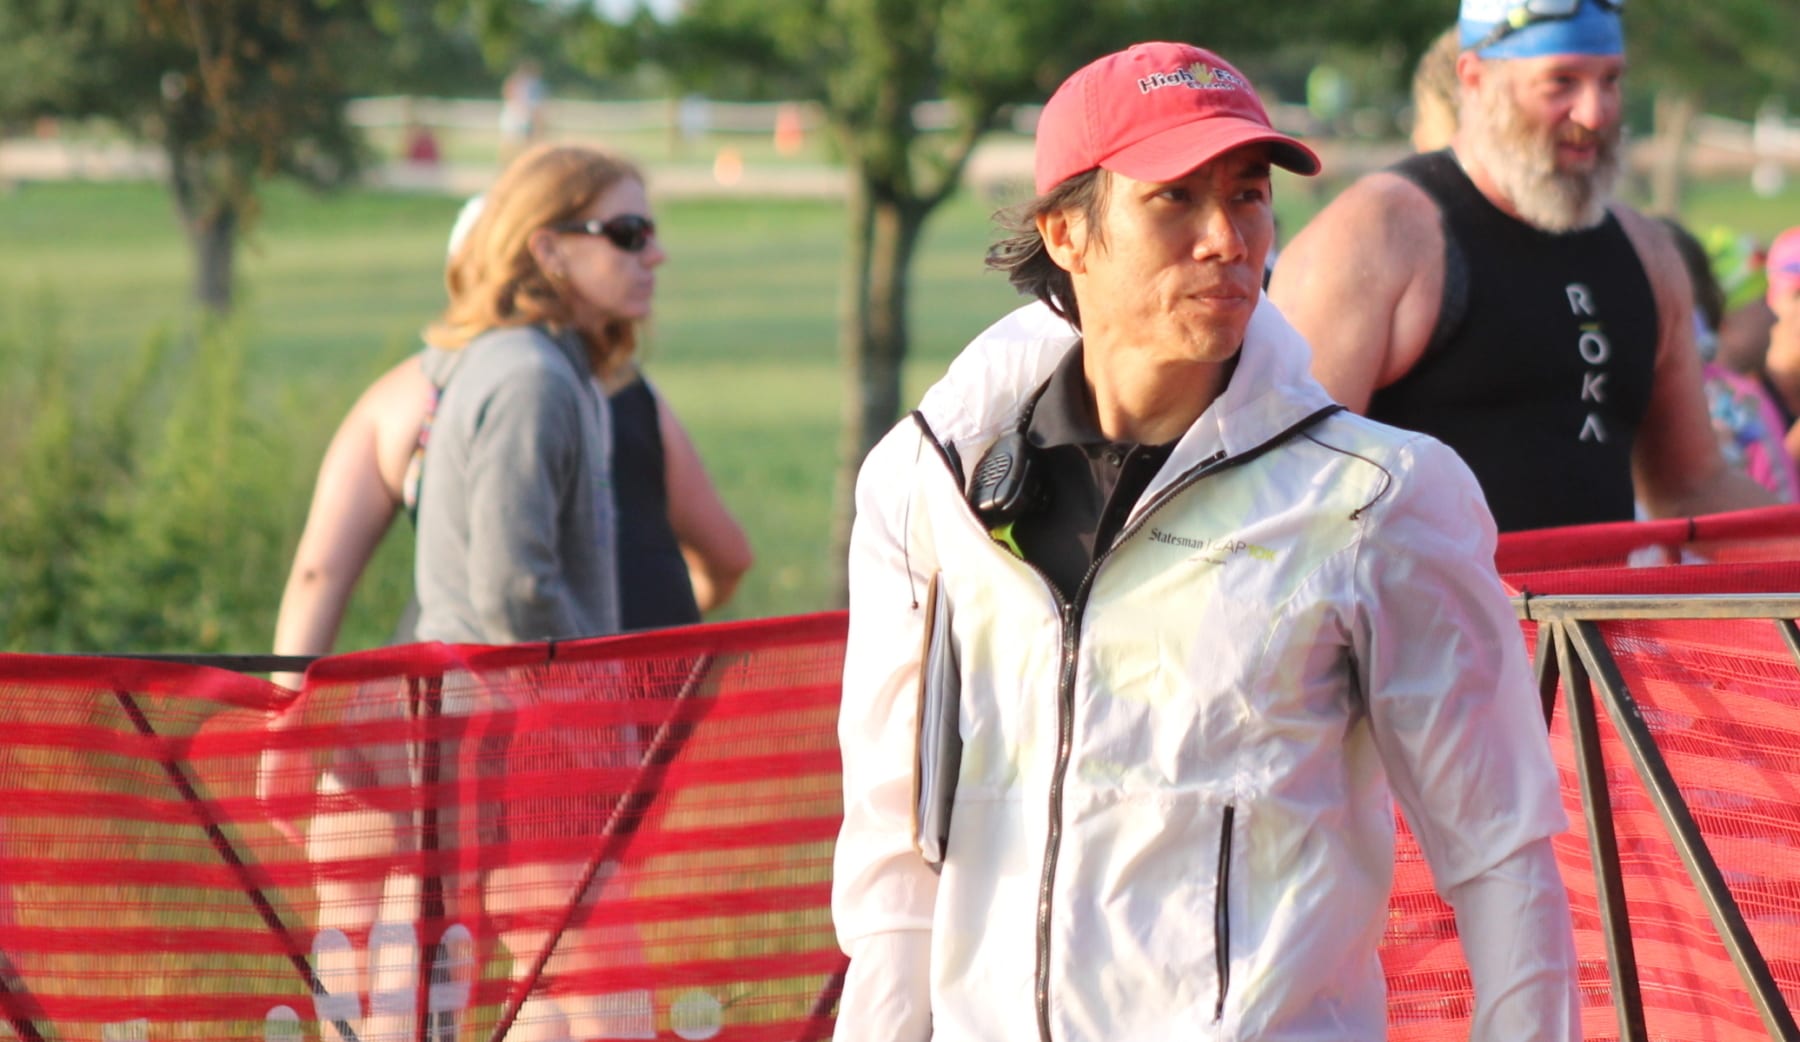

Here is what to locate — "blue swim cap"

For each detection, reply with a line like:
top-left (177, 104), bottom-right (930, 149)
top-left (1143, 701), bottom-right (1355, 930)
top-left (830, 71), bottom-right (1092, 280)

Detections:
top-left (1459, 0), bottom-right (1623, 59)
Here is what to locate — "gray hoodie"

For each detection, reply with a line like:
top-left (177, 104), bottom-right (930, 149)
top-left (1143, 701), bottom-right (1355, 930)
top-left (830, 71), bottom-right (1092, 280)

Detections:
top-left (413, 324), bottom-right (621, 644)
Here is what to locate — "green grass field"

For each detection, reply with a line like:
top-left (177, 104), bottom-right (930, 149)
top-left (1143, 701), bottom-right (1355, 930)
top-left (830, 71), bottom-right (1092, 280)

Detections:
top-left (0, 176), bottom-right (1036, 653)
top-left (1, 164), bottom-right (1794, 655)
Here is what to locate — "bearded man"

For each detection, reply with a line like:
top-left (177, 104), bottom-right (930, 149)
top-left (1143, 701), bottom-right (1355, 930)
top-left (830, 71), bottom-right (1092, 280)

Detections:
top-left (1270, 0), bottom-right (1772, 531)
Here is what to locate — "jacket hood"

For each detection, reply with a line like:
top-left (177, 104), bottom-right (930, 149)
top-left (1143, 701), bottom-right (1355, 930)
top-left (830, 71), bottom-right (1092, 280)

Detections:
top-left (918, 299), bottom-right (1339, 495)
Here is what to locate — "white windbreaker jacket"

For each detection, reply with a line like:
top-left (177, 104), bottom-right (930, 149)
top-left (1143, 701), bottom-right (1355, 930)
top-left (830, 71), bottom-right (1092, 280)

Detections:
top-left (833, 300), bottom-right (1576, 1042)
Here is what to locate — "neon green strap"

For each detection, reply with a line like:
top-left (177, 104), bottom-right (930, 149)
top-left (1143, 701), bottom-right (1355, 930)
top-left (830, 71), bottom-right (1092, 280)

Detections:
top-left (989, 521), bottom-right (1024, 559)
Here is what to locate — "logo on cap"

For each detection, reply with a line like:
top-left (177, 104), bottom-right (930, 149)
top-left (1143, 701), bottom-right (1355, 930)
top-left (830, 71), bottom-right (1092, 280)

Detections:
top-left (1136, 62), bottom-right (1247, 96)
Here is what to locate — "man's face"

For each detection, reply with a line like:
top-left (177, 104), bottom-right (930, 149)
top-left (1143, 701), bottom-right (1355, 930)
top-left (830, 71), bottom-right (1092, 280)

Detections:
top-left (1045, 145), bottom-right (1275, 367)
top-left (1460, 52), bottom-right (1624, 232)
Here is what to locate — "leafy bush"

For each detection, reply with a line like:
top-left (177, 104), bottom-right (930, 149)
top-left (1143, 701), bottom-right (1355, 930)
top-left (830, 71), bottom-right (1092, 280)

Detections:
top-left (0, 301), bottom-right (304, 653)
top-left (0, 295), bottom-right (158, 649)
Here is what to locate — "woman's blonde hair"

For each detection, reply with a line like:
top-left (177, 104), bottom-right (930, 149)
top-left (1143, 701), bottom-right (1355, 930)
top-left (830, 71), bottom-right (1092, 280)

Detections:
top-left (1410, 27), bottom-right (1463, 153)
top-left (427, 143), bottom-right (645, 364)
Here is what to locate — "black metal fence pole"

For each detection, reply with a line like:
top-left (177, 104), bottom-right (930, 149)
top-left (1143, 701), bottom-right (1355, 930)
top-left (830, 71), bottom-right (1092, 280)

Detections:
top-left (1567, 620), bottom-right (1800, 1042)
top-left (1553, 623), bottom-right (1650, 1042)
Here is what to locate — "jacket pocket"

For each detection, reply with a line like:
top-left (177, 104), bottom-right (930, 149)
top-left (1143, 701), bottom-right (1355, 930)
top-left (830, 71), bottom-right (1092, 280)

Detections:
top-left (1213, 803), bottom-right (1235, 1023)
top-left (1054, 788), bottom-right (1241, 1035)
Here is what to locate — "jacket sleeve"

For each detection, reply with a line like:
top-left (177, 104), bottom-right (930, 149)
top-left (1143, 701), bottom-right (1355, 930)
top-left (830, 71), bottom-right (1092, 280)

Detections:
top-left (1350, 434), bottom-right (1579, 1041)
top-left (1447, 837), bottom-right (1580, 1039)
top-left (832, 422), bottom-right (940, 1042)
top-left (463, 358), bottom-right (591, 642)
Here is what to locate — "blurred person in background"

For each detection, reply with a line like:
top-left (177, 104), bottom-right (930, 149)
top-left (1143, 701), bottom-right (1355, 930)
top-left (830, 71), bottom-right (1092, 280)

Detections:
top-left (1705, 226), bottom-right (1778, 379)
top-left (416, 147), bottom-right (750, 643)
top-left (1271, 0), bottom-right (1773, 532)
top-left (1409, 26), bottom-right (1462, 153)
top-left (265, 145), bottom-right (748, 1041)
top-left (1758, 227), bottom-right (1800, 462)
top-left (271, 195), bottom-right (749, 687)
top-left (1661, 218), bottom-right (1798, 501)
top-left (417, 141), bottom-right (672, 1041)
top-left (500, 60), bottom-right (548, 159)
top-left (267, 200), bottom-right (477, 693)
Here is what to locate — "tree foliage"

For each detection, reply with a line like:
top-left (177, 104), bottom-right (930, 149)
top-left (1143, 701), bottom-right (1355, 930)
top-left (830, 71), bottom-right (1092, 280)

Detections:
top-left (354, 0), bottom-right (620, 98)
top-left (0, 302), bottom-right (296, 653)
top-left (1615, 1), bottom-right (1799, 213)
top-left (0, 0), bottom-right (371, 311)
top-left (1628, 0), bottom-right (1798, 119)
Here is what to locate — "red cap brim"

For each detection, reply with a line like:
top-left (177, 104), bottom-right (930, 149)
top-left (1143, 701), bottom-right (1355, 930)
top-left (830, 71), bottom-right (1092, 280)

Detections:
top-left (1101, 118), bottom-right (1322, 184)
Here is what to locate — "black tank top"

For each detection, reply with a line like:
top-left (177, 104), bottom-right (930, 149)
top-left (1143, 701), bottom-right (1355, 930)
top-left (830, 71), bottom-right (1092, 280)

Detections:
top-left (611, 378), bottom-right (702, 631)
top-left (1372, 150), bottom-right (1658, 532)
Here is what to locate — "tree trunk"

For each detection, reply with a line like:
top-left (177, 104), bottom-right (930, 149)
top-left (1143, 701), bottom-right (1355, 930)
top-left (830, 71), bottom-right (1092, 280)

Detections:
top-left (190, 202), bottom-right (238, 314)
top-left (164, 130), bottom-right (238, 315)
top-left (827, 173), bottom-right (928, 605)
top-left (1648, 89), bottom-right (1699, 217)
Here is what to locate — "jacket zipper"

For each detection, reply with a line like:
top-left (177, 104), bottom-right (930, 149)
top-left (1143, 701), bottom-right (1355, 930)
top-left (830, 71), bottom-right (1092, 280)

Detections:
top-left (1030, 407), bottom-right (1340, 1042)
top-left (907, 412), bottom-right (1084, 1042)
top-left (1214, 804), bottom-right (1236, 1023)
top-left (909, 404), bottom-right (1338, 1042)
top-left (1034, 595), bottom-right (1082, 1042)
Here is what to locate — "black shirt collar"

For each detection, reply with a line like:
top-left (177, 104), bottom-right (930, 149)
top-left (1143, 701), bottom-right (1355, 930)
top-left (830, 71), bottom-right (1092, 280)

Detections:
top-left (1029, 339), bottom-right (1223, 454)
top-left (1027, 341), bottom-right (1111, 450)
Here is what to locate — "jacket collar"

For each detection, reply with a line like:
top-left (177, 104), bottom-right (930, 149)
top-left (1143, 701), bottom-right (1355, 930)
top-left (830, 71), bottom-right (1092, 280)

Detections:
top-left (920, 298), bottom-right (1338, 478)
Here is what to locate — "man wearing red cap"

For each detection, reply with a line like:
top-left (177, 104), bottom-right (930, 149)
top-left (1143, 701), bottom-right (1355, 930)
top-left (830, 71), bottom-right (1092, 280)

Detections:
top-left (832, 41), bottom-right (1578, 1042)
top-left (1270, 0), bottom-right (1772, 531)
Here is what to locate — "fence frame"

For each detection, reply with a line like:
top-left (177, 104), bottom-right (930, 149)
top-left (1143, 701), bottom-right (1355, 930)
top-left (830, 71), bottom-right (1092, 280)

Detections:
top-left (1522, 593), bottom-right (1800, 1042)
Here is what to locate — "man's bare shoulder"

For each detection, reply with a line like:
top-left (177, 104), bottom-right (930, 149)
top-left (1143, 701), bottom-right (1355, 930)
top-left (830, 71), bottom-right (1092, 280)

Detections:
top-left (1286, 170), bottom-right (1443, 256)
top-left (1272, 170), bottom-right (1448, 411)
top-left (1275, 171), bottom-right (1445, 300)
top-left (1607, 202), bottom-right (1697, 359)
top-left (1608, 203), bottom-right (1688, 294)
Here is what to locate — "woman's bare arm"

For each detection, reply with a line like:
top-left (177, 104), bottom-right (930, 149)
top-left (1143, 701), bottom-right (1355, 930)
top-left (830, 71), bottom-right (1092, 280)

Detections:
top-left (656, 392), bottom-right (753, 613)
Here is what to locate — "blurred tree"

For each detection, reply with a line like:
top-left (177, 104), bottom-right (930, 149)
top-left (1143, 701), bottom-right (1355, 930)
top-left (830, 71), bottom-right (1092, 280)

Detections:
top-left (343, 0), bottom-right (496, 97)
top-left (352, 0), bottom-right (616, 99)
top-left (1626, 0), bottom-right (1799, 215)
top-left (0, 0), bottom-right (370, 313)
top-left (634, 0), bottom-right (1451, 595)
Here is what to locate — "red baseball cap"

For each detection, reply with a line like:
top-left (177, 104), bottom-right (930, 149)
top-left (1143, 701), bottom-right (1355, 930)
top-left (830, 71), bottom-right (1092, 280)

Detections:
top-left (1034, 42), bottom-right (1322, 195)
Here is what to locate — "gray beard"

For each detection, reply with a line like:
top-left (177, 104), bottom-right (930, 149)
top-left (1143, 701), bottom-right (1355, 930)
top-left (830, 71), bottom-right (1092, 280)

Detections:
top-left (1460, 83), bottom-right (1621, 234)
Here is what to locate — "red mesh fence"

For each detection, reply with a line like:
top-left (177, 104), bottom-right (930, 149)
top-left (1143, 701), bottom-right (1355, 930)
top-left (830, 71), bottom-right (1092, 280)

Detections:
top-left (1488, 507), bottom-right (1800, 1041)
top-left (1549, 613), bottom-right (1800, 1042)
top-left (2, 511), bottom-right (1799, 1039)
top-left (1498, 504), bottom-right (1800, 593)
top-left (0, 615), bottom-right (848, 1042)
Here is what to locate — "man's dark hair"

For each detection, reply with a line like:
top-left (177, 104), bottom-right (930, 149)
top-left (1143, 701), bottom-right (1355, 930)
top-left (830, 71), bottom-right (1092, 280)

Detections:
top-left (985, 170), bottom-right (1109, 330)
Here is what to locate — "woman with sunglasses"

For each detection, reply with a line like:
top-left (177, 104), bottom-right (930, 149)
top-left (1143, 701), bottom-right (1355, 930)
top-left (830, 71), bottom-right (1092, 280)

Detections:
top-left (272, 146), bottom-right (750, 667)
top-left (261, 145), bottom-right (751, 1042)
top-left (412, 142), bottom-right (732, 1039)
top-left (376, 139), bottom-right (748, 644)
top-left (417, 144), bottom-right (652, 642)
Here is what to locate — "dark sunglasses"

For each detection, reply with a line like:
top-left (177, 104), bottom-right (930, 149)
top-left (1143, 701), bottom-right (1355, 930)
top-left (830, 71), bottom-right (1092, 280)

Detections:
top-left (552, 214), bottom-right (657, 253)
top-left (1471, 0), bottom-right (1623, 51)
